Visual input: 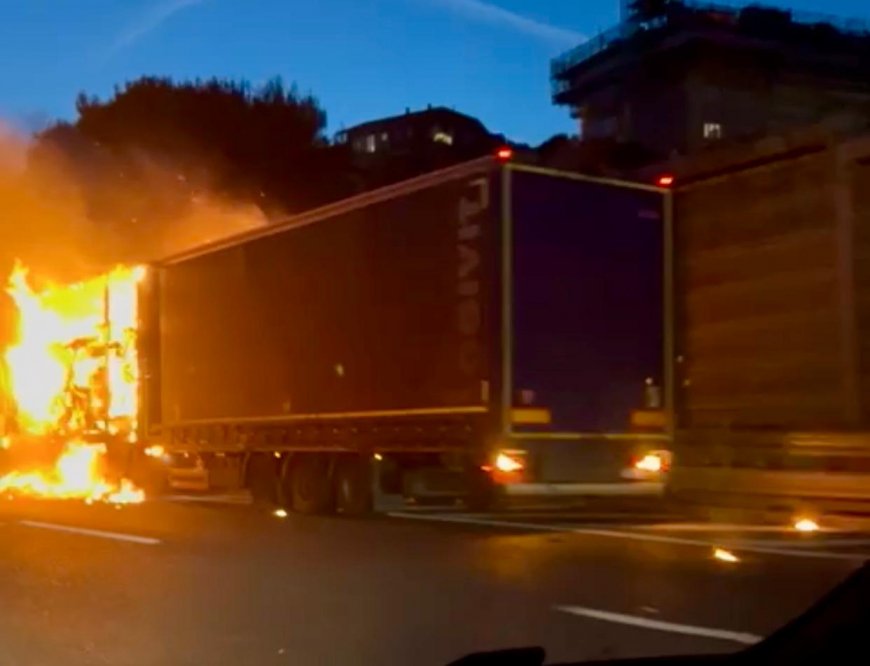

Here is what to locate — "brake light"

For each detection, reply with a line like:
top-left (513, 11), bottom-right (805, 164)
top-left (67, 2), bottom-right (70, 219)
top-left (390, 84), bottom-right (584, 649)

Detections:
top-left (794, 518), bottom-right (819, 533)
top-left (144, 444), bottom-right (165, 459)
top-left (481, 450), bottom-right (526, 475)
top-left (495, 146), bottom-right (513, 161)
top-left (657, 174), bottom-right (675, 187)
top-left (494, 452), bottom-right (524, 473)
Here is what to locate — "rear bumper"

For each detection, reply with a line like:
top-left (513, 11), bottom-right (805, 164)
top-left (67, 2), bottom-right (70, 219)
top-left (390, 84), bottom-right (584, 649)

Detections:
top-left (500, 481), bottom-right (663, 497)
top-left (167, 466), bottom-right (208, 491)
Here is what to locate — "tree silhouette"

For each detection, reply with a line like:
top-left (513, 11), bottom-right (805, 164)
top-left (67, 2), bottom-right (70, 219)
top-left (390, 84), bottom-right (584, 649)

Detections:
top-left (629, 0), bottom-right (678, 22)
top-left (36, 76), bottom-right (354, 223)
top-left (533, 133), bottom-right (662, 176)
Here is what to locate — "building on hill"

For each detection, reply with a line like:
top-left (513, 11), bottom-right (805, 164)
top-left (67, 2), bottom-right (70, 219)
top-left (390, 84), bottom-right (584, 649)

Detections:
top-left (336, 105), bottom-right (498, 160)
top-left (551, 1), bottom-right (870, 162)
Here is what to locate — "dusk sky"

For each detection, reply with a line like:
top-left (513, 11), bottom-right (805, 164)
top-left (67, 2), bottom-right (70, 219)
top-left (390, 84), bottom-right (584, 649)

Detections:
top-left (1, 0), bottom-right (868, 144)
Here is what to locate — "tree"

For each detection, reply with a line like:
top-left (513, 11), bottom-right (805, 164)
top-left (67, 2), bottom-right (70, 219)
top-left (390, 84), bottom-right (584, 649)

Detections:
top-left (35, 76), bottom-right (354, 223)
top-left (629, 0), bottom-right (678, 22)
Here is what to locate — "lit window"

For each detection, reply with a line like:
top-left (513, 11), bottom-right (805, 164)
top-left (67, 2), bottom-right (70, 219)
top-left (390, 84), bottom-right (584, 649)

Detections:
top-left (432, 131), bottom-right (453, 145)
top-left (703, 122), bottom-right (723, 140)
top-left (380, 132), bottom-right (389, 142)
top-left (365, 134), bottom-right (376, 153)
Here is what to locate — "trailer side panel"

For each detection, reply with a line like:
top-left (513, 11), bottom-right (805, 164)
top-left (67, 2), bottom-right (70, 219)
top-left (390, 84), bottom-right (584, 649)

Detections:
top-left (154, 171), bottom-right (497, 427)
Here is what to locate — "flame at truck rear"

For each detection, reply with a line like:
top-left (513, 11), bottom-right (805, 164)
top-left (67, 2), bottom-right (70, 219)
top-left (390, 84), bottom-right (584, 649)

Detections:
top-left (0, 262), bottom-right (144, 504)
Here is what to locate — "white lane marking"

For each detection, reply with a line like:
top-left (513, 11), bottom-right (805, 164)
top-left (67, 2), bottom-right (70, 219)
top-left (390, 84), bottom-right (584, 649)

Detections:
top-left (635, 523), bottom-right (842, 534)
top-left (19, 520), bottom-right (160, 545)
top-left (464, 512), bottom-right (676, 522)
top-left (388, 512), bottom-right (868, 561)
top-left (389, 511), bottom-right (567, 532)
top-left (163, 493), bottom-right (252, 505)
top-left (555, 605), bottom-right (762, 646)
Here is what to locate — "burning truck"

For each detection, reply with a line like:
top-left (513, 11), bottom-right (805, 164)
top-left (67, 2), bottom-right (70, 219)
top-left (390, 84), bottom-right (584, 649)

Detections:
top-left (0, 157), bottom-right (672, 513)
top-left (0, 262), bottom-right (144, 504)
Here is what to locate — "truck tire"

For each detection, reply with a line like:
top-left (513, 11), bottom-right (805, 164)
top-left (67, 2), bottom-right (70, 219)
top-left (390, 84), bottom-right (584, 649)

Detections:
top-left (247, 454), bottom-right (280, 507)
top-left (289, 454), bottom-right (335, 515)
top-left (334, 455), bottom-right (373, 516)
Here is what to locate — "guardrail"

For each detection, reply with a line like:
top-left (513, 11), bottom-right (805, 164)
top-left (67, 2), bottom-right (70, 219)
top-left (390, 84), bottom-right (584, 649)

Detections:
top-left (669, 429), bottom-right (870, 514)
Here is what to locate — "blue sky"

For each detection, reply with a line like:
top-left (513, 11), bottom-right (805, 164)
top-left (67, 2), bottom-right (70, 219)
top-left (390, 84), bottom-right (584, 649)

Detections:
top-left (0, 0), bottom-right (867, 144)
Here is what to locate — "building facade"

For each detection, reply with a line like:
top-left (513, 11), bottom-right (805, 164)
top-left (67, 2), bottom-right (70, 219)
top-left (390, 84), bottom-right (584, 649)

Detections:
top-left (336, 106), bottom-right (497, 161)
top-left (551, 1), bottom-right (870, 160)
top-left (335, 106), bottom-right (501, 189)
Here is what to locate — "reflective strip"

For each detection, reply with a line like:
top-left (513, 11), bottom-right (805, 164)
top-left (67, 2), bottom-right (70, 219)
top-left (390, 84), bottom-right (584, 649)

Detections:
top-left (511, 432), bottom-right (670, 441)
top-left (510, 163), bottom-right (668, 193)
top-left (165, 405), bottom-right (487, 427)
top-left (502, 482), bottom-right (663, 497)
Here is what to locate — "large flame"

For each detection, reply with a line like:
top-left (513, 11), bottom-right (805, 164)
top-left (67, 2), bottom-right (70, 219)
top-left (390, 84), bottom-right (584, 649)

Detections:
top-left (0, 441), bottom-right (143, 504)
top-left (0, 262), bottom-right (144, 504)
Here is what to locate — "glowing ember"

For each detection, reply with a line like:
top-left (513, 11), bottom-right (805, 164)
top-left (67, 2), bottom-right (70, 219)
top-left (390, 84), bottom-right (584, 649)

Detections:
top-left (106, 479), bottom-right (146, 505)
top-left (143, 444), bottom-right (166, 459)
top-left (713, 547), bottom-right (739, 563)
top-left (794, 518), bottom-right (820, 533)
top-left (0, 262), bottom-right (144, 504)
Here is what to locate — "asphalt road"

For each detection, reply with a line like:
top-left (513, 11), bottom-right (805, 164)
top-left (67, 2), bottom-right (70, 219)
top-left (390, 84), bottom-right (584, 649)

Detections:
top-left (0, 497), bottom-right (866, 666)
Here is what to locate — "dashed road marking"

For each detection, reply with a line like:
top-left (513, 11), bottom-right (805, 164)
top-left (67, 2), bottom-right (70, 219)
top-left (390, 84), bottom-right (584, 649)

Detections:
top-left (19, 520), bottom-right (161, 545)
top-left (162, 493), bottom-right (252, 505)
top-left (555, 605), bottom-right (762, 645)
top-left (396, 506), bottom-right (674, 522)
top-left (388, 512), bottom-right (868, 561)
top-left (634, 523), bottom-right (842, 534)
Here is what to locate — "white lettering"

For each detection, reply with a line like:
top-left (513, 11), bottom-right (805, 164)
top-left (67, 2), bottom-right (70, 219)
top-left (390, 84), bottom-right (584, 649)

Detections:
top-left (456, 179), bottom-right (489, 381)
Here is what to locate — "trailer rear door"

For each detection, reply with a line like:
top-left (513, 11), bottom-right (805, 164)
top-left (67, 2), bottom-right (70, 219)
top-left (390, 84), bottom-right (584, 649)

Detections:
top-left (505, 166), bottom-right (669, 485)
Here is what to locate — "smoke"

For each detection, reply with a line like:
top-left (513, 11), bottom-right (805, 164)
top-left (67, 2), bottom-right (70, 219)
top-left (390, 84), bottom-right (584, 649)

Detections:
top-left (0, 123), bottom-right (93, 282)
top-left (0, 119), bottom-right (267, 351)
top-left (0, 120), bottom-right (267, 283)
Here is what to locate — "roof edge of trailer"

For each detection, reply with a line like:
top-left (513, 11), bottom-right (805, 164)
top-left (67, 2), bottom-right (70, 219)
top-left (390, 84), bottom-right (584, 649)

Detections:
top-left (157, 158), bottom-right (665, 265)
top-left (507, 163), bottom-right (669, 194)
top-left (158, 156), bottom-right (496, 265)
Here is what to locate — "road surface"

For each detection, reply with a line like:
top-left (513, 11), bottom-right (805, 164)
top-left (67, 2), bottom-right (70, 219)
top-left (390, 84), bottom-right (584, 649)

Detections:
top-left (0, 497), bottom-right (865, 665)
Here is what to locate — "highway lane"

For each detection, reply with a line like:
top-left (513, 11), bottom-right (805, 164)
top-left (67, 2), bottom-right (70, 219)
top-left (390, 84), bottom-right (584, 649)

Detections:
top-left (0, 498), bottom-right (864, 665)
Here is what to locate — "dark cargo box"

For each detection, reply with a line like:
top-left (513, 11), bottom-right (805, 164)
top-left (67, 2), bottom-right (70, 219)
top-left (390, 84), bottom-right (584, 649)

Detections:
top-left (141, 158), bottom-right (669, 490)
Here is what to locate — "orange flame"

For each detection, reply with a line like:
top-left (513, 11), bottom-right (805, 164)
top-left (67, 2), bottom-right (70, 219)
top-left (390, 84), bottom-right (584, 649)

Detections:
top-left (0, 441), bottom-right (143, 504)
top-left (0, 262), bottom-right (144, 504)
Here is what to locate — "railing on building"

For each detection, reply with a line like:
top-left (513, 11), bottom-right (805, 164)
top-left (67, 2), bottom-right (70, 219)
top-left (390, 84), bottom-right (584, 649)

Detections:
top-left (551, 1), bottom-right (870, 84)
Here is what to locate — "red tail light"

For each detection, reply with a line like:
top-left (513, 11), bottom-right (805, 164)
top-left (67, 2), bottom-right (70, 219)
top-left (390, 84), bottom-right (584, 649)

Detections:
top-left (495, 147), bottom-right (513, 161)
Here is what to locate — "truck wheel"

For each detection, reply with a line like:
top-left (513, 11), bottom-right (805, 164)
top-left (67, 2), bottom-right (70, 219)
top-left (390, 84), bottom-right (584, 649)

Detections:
top-left (247, 454), bottom-right (280, 507)
top-left (289, 454), bottom-right (335, 515)
top-left (334, 455), bottom-right (373, 517)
